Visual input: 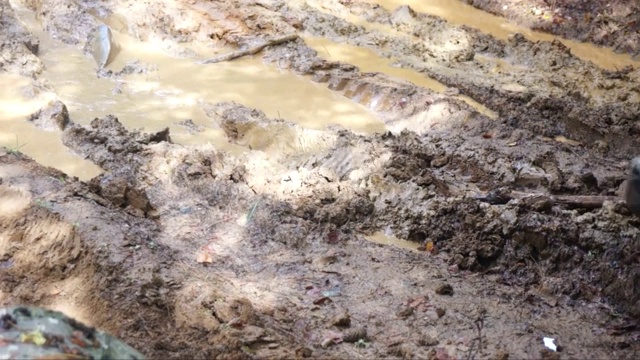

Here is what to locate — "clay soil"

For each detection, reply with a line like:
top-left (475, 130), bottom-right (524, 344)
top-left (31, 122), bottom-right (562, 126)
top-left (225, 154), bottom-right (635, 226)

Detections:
top-left (465, 0), bottom-right (640, 57)
top-left (1, 0), bottom-right (640, 359)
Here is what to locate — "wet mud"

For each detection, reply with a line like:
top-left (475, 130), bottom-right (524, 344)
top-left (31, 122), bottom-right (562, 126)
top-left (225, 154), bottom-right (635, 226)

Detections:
top-left (465, 0), bottom-right (640, 57)
top-left (1, 0), bottom-right (640, 358)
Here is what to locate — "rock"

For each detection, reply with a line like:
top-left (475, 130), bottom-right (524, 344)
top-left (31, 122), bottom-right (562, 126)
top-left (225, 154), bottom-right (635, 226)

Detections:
top-left (126, 186), bottom-right (151, 213)
top-left (238, 325), bottom-right (265, 345)
top-left (330, 310), bottom-right (351, 327)
top-left (419, 335), bottom-right (439, 346)
top-left (296, 347), bottom-right (313, 358)
top-left (0, 306), bottom-right (144, 359)
top-left (176, 119), bottom-right (204, 133)
top-left (314, 249), bottom-right (338, 266)
top-left (431, 155), bottom-right (449, 168)
top-left (515, 164), bottom-right (548, 187)
top-left (342, 327), bottom-right (367, 343)
top-left (396, 305), bottom-right (414, 318)
top-left (392, 5), bottom-right (416, 23)
top-left (624, 157), bottom-right (640, 215)
top-left (230, 165), bottom-right (246, 183)
top-left (186, 163), bottom-right (208, 177)
top-left (27, 100), bottom-right (70, 131)
top-left (99, 175), bottom-right (128, 207)
top-left (435, 283), bottom-right (454, 296)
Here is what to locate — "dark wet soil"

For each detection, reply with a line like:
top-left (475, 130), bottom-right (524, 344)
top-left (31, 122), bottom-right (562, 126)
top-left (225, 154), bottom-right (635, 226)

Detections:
top-left (1, 0), bottom-right (640, 359)
top-left (465, 0), bottom-right (640, 57)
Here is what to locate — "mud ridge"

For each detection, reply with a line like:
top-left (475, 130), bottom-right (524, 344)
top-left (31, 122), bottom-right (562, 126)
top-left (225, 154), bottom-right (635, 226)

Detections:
top-left (287, 1), bottom-right (640, 158)
top-left (466, 0), bottom-right (640, 57)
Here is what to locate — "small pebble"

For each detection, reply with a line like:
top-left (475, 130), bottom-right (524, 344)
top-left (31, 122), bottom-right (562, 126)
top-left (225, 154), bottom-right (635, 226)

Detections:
top-left (435, 283), bottom-right (454, 296)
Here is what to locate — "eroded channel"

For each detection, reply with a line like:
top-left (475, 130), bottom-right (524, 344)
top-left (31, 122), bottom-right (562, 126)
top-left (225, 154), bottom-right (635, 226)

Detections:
top-left (369, 0), bottom-right (639, 69)
top-left (3, 1), bottom-right (387, 179)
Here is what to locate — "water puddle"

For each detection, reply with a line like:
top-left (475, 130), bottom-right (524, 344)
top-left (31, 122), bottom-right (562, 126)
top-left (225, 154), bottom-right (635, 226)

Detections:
top-left (0, 73), bottom-right (104, 179)
top-left (4, 2), bottom-right (386, 179)
top-left (304, 36), bottom-right (498, 119)
top-left (370, 0), bottom-right (637, 70)
top-left (366, 231), bottom-right (422, 251)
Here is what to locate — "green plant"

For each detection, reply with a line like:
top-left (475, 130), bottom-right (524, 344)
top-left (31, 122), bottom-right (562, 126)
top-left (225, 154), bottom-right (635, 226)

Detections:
top-left (34, 198), bottom-right (53, 209)
top-left (354, 338), bottom-right (370, 348)
top-left (246, 200), bottom-right (260, 223)
top-left (6, 135), bottom-right (27, 155)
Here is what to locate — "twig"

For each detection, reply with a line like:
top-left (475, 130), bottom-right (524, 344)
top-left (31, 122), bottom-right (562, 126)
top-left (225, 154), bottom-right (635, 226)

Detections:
top-left (200, 33), bottom-right (299, 64)
top-left (322, 44), bottom-right (332, 57)
top-left (246, 200), bottom-right (261, 223)
top-left (475, 189), bottom-right (621, 210)
top-left (467, 315), bottom-right (484, 360)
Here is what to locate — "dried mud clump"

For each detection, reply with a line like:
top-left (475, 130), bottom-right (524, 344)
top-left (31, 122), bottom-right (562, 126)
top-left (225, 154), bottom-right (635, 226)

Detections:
top-left (62, 116), bottom-right (170, 215)
top-left (27, 100), bottom-right (70, 131)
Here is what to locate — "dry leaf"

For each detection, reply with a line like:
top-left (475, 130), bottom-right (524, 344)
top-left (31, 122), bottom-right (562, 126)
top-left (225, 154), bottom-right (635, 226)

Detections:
top-left (425, 241), bottom-right (437, 254)
top-left (20, 330), bottom-right (46, 346)
top-left (554, 136), bottom-right (581, 146)
top-left (49, 287), bottom-right (63, 296)
top-left (70, 331), bottom-right (88, 348)
top-left (482, 132), bottom-right (495, 139)
top-left (196, 252), bottom-right (213, 263)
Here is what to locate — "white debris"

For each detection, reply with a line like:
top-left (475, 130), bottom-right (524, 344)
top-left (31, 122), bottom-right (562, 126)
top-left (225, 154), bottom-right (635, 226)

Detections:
top-left (543, 337), bottom-right (557, 351)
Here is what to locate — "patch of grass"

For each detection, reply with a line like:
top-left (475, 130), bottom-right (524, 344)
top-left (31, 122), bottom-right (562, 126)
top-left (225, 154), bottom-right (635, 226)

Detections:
top-left (34, 198), bottom-right (53, 209)
top-left (354, 338), bottom-right (370, 348)
top-left (246, 200), bottom-right (261, 224)
top-left (6, 135), bottom-right (27, 155)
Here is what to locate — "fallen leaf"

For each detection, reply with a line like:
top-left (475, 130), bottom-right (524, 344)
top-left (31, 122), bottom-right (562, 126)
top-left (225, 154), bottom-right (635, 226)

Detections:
top-left (69, 331), bottom-right (88, 348)
top-left (196, 252), bottom-right (213, 263)
top-left (408, 297), bottom-right (424, 308)
top-left (50, 287), bottom-right (63, 296)
top-left (321, 330), bottom-right (344, 347)
top-left (408, 295), bottom-right (431, 312)
top-left (20, 330), bottom-right (46, 346)
top-left (313, 296), bottom-right (332, 305)
top-left (432, 347), bottom-right (456, 360)
top-left (425, 241), bottom-right (437, 254)
top-left (227, 317), bottom-right (244, 328)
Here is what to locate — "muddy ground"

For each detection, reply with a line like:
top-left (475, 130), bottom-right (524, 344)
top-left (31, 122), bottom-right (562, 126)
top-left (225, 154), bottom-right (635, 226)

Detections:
top-left (464, 0), bottom-right (640, 57)
top-left (1, 0), bottom-right (640, 358)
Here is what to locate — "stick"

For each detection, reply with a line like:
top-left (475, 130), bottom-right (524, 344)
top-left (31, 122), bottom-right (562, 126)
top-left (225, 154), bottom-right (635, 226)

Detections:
top-left (200, 33), bottom-right (299, 64)
top-left (548, 194), bottom-right (620, 209)
top-left (475, 189), bottom-right (621, 209)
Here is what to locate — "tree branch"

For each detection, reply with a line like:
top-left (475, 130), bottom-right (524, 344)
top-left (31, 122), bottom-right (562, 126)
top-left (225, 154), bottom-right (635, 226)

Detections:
top-left (200, 33), bottom-right (299, 64)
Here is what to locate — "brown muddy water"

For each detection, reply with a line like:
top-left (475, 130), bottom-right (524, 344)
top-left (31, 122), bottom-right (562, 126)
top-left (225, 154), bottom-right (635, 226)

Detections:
top-left (366, 231), bottom-right (422, 251)
top-left (3, 2), bottom-right (385, 179)
top-left (304, 36), bottom-right (498, 119)
top-left (370, 0), bottom-right (638, 69)
top-left (4, 0), bottom-right (637, 180)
